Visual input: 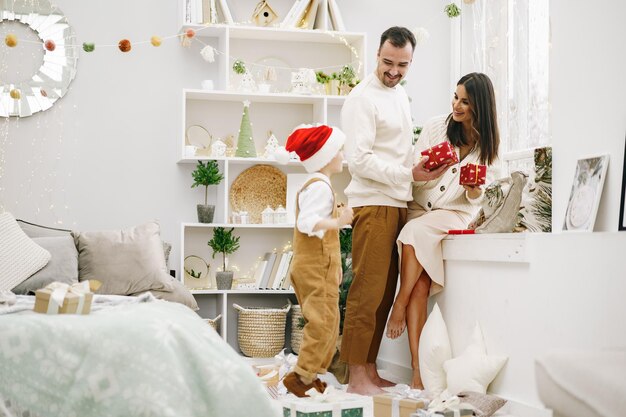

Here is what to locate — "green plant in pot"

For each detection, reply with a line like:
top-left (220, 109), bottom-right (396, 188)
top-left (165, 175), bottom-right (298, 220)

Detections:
top-left (207, 227), bottom-right (240, 290)
top-left (191, 160), bottom-right (224, 223)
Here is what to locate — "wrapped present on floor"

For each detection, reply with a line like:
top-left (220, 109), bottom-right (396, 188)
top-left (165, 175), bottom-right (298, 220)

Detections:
top-left (459, 163), bottom-right (487, 186)
top-left (420, 141), bottom-right (459, 170)
top-left (373, 387), bottom-right (427, 417)
top-left (34, 280), bottom-right (100, 315)
top-left (410, 395), bottom-right (474, 417)
top-left (281, 387), bottom-right (369, 417)
top-left (254, 363), bottom-right (280, 399)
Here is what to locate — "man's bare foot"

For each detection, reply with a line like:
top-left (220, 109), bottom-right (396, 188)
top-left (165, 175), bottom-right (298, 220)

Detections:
top-left (386, 302), bottom-right (407, 339)
top-left (411, 368), bottom-right (424, 390)
top-left (347, 364), bottom-right (386, 396)
top-left (346, 379), bottom-right (385, 396)
top-left (366, 363), bottom-right (396, 387)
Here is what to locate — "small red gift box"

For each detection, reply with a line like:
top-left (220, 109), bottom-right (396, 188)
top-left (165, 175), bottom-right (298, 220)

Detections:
top-left (420, 141), bottom-right (459, 169)
top-left (459, 163), bottom-right (487, 185)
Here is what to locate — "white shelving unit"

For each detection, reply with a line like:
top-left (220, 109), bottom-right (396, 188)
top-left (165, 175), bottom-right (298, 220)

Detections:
top-left (178, 19), bottom-right (365, 355)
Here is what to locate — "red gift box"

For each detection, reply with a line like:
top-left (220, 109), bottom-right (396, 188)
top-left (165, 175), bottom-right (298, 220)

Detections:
top-left (420, 141), bottom-right (459, 169)
top-left (459, 163), bottom-right (487, 185)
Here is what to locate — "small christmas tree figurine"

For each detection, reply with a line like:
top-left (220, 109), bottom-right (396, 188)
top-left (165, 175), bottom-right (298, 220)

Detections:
top-left (235, 101), bottom-right (257, 157)
top-left (263, 131), bottom-right (279, 159)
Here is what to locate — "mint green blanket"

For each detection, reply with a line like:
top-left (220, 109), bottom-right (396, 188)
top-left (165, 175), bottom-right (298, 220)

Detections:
top-left (0, 298), bottom-right (280, 417)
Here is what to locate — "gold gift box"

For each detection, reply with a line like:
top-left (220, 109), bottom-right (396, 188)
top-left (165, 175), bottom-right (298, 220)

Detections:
top-left (373, 393), bottom-right (426, 417)
top-left (33, 281), bottom-right (100, 315)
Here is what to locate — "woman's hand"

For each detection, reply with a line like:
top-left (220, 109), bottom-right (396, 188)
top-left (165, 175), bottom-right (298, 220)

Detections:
top-left (463, 184), bottom-right (482, 199)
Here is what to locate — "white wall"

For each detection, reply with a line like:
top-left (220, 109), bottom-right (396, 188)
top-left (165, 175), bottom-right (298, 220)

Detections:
top-left (0, 0), bottom-right (450, 273)
top-left (550, 0), bottom-right (626, 232)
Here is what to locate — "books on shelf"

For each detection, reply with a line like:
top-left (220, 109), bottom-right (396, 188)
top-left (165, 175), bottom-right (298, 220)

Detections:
top-left (184, 0), bottom-right (233, 24)
top-left (280, 0), bottom-right (345, 30)
top-left (327, 0), bottom-right (345, 31)
top-left (255, 250), bottom-right (293, 289)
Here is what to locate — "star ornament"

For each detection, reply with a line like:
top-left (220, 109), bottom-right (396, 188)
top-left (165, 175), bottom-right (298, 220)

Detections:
top-left (442, 322), bottom-right (507, 395)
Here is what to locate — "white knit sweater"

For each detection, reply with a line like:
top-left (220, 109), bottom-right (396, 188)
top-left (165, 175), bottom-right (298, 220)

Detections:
top-left (412, 115), bottom-right (502, 216)
top-left (341, 73), bottom-right (414, 208)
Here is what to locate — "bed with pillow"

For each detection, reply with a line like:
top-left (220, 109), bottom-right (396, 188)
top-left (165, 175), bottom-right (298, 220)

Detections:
top-left (0, 213), bottom-right (280, 417)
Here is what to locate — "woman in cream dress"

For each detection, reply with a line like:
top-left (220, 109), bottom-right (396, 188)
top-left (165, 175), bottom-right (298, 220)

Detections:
top-left (386, 73), bottom-right (502, 389)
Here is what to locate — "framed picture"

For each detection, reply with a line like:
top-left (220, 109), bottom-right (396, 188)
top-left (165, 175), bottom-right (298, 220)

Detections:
top-left (563, 154), bottom-right (610, 232)
top-left (617, 135), bottom-right (626, 230)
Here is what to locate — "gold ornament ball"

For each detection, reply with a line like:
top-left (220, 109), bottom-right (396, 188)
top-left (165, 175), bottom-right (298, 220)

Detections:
top-left (150, 36), bottom-right (162, 47)
top-left (5, 33), bottom-right (18, 47)
top-left (10, 89), bottom-right (21, 99)
top-left (463, 0), bottom-right (476, 3)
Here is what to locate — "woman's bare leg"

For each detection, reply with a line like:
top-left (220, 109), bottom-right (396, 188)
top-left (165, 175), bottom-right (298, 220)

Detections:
top-left (406, 269), bottom-right (431, 389)
top-left (386, 244), bottom-right (424, 339)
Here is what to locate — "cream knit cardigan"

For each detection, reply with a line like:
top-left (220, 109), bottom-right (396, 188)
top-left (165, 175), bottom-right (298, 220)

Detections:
top-left (412, 115), bottom-right (502, 217)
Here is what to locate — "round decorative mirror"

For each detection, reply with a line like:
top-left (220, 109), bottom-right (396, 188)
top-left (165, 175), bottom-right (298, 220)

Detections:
top-left (0, 0), bottom-right (79, 117)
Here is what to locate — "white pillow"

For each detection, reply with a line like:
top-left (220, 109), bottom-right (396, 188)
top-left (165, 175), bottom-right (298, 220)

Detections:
top-left (418, 303), bottom-right (452, 396)
top-left (443, 322), bottom-right (507, 395)
top-left (0, 212), bottom-right (51, 291)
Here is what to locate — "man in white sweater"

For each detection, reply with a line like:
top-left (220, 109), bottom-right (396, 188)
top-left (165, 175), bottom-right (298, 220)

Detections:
top-left (340, 26), bottom-right (448, 395)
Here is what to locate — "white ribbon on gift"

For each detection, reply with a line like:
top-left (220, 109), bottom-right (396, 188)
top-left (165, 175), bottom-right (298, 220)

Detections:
top-left (45, 281), bottom-right (91, 314)
top-left (427, 395), bottom-right (474, 417)
top-left (382, 384), bottom-right (429, 417)
top-left (274, 349), bottom-right (298, 380)
top-left (286, 387), bottom-right (352, 417)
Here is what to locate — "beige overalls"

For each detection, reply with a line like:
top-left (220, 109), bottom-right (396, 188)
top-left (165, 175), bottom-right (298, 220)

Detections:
top-left (289, 178), bottom-right (342, 380)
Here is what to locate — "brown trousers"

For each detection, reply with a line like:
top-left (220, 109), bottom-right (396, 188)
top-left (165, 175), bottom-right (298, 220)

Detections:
top-left (340, 206), bottom-right (407, 364)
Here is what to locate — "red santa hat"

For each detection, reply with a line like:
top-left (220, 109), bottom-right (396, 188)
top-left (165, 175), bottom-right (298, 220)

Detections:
top-left (284, 124), bottom-right (345, 173)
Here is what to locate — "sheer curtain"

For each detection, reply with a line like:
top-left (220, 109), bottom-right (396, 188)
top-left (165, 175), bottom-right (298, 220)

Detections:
top-left (456, 0), bottom-right (550, 173)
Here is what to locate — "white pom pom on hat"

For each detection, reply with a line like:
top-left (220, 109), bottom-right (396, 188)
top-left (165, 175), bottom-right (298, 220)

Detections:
top-left (285, 124), bottom-right (345, 173)
top-left (273, 146), bottom-right (291, 165)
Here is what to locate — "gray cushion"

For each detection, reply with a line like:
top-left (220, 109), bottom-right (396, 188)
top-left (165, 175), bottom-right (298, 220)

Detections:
top-left (457, 391), bottom-right (507, 417)
top-left (72, 221), bottom-right (174, 296)
top-left (11, 236), bottom-right (79, 294)
top-left (17, 219), bottom-right (72, 238)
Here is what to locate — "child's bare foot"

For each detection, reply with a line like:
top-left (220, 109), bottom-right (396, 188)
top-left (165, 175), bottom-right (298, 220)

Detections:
top-left (385, 302), bottom-right (406, 339)
top-left (411, 368), bottom-right (424, 390)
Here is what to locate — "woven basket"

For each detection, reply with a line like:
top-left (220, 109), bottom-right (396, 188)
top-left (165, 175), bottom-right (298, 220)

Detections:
top-left (234, 303), bottom-right (290, 358)
top-left (204, 314), bottom-right (221, 332)
top-left (290, 304), bottom-right (304, 354)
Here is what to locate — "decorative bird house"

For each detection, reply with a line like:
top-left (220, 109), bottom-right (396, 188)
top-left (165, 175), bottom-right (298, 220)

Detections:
top-left (252, 0), bottom-right (278, 27)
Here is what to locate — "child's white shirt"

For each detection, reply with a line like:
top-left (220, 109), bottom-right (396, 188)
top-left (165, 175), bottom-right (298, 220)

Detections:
top-left (296, 173), bottom-right (334, 239)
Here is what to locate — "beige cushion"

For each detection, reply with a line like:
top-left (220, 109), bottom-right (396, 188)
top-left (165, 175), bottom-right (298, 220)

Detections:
top-left (535, 349), bottom-right (626, 417)
top-left (135, 277), bottom-right (199, 311)
top-left (73, 221), bottom-right (174, 295)
top-left (0, 212), bottom-right (51, 291)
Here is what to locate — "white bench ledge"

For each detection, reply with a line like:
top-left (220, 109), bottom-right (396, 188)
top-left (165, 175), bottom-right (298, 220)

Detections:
top-left (442, 233), bottom-right (528, 263)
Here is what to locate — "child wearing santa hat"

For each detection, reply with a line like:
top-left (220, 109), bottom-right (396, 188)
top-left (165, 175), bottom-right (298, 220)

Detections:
top-left (281, 124), bottom-right (354, 397)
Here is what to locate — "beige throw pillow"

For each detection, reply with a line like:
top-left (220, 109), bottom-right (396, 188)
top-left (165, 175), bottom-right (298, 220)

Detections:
top-left (73, 221), bottom-right (174, 295)
top-left (0, 212), bottom-right (51, 291)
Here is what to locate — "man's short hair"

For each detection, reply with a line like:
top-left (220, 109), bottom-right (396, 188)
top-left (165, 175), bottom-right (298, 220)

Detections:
top-left (379, 26), bottom-right (416, 51)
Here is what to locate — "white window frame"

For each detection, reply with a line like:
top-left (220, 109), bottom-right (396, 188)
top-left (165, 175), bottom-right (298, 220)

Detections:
top-left (451, 0), bottom-right (550, 174)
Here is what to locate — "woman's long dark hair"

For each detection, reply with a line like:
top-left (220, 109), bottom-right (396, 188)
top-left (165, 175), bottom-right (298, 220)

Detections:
top-left (446, 72), bottom-right (500, 165)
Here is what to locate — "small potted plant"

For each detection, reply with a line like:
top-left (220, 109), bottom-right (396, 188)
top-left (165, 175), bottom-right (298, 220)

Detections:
top-left (338, 64), bottom-right (356, 95)
top-left (316, 71), bottom-right (331, 95)
top-left (208, 227), bottom-right (241, 290)
top-left (191, 160), bottom-right (224, 223)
